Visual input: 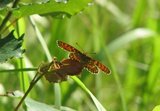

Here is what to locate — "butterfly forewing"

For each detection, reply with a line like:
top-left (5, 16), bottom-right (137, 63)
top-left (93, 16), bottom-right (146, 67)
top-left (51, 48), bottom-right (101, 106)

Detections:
top-left (57, 40), bottom-right (80, 53)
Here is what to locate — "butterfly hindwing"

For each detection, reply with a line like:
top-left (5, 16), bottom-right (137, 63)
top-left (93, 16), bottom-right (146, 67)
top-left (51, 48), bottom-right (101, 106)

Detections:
top-left (69, 53), bottom-right (79, 60)
top-left (94, 60), bottom-right (111, 74)
top-left (85, 61), bottom-right (98, 74)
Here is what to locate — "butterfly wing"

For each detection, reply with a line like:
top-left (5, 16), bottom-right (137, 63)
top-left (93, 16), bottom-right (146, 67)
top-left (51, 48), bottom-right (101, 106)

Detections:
top-left (57, 40), bottom-right (80, 53)
top-left (94, 60), bottom-right (111, 74)
top-left (69, 53), bottom-right (80, 62)
top-left (57, 40), bottom-right (111, 75)
top-left (69, 53), bottom-right (98, 73)
top-left (85, 62), bottom-right (98, 74)
top-left (61, 59), bottom-right (84, 75)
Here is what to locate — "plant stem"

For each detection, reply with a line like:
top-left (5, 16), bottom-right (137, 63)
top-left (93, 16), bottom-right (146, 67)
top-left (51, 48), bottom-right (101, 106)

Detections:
top-left (29, 16), bottom-right (61, 109)
top-left (14, 72), bottom-right (45, 111)
top-left (0, 68), bottom-right (37, 73)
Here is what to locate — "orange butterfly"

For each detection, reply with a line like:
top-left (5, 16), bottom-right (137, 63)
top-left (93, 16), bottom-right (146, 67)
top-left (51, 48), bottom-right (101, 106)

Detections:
top-left (57, 40), bottom-right (111, 74)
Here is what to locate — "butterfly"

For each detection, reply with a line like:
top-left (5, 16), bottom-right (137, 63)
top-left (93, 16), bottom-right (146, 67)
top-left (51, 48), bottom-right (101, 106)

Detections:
top-left (57, 40), bottom-right (111, 74)
top-left (44, 57), bottom-right (84, 83)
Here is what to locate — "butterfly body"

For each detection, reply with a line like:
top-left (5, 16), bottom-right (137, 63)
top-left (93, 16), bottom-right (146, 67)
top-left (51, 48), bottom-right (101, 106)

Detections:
top-left (69, 53), bottom-right (90, 64)
top-left (57, 40), bottom-right (111, 74)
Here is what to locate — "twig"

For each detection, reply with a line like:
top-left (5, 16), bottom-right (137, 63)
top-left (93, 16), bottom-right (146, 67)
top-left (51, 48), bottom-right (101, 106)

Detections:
top-left (14, 71), bottom-right (46, 111)
top-left (14, 63), bottom-right (52, 111)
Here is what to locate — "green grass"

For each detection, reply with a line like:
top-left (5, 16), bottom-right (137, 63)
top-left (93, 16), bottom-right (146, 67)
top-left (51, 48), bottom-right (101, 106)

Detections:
top-left (0, 0), bottom-right (160, 111)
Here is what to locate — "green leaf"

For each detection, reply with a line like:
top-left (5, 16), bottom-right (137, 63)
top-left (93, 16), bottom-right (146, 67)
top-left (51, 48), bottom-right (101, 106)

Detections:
top-left (0, 30), bottom-right (25, 63)
top-left (72, 76), bottom-right (107, 111)
top-left (25, 98), bottom-right (76, 111)
top-left (0, 0), bottom-right (12, 5)
top-left (153, 105), bottom-right (160, 111)
top-left (0, 0), bottom-right (92, 19)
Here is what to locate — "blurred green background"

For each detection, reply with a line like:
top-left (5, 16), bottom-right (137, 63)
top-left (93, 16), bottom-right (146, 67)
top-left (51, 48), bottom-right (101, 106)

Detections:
top-left (0, 0), bottom-right (160, 111)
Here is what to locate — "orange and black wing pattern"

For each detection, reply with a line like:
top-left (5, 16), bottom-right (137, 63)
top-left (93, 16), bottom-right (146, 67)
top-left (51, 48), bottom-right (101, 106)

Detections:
top-left (85, 61), bottom-right (99, 74)
top-left (93, 60), bottom-right (111, 74)
top-left (57, 40), bottom-right (80, 53)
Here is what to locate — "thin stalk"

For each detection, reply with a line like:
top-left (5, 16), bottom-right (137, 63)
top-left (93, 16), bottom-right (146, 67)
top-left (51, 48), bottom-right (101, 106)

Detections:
top-left (0, 68), bottom-right (37, 73)
top-left (14, 71), bottom-right (46, 111)
top-left (104, 44), bottom-right (127, 111)
top-left (28, 16), bottom-right (61, 109)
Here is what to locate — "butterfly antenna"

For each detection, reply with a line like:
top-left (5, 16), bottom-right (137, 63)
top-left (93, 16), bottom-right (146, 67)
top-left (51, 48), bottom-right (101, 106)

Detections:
top-left (89, 52), bottom-right (96, 55)
top-left (76, 42), bottom-right (97, 55)
top-left (75, 42), bottom-right (85, 53)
